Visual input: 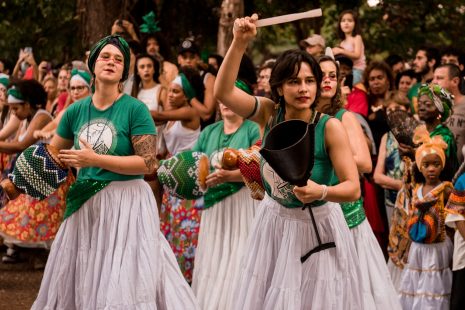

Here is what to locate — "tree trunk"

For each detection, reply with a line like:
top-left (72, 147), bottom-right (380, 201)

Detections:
top-left (76, 0), bottom-right (137, 49)
top-left (217, 0), bottom-right (244, 56)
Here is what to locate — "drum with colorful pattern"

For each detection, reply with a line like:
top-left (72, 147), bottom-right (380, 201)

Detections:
top-left (2, 143), bottom-right (69, 201)
top-left (157, 150), bottom-right (209, 200)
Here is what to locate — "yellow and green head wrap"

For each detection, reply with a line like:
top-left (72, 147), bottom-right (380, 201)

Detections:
top-left (418, 83), bottom-right (454, 122)
top-left (87, 35), bottom-right (130, 81)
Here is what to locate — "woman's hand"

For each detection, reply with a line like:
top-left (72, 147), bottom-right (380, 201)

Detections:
top-left (233, 14), bottom-right (259, 45)
top-left (293, 179), bottom-right (326, 204)
top-left (332, 47), bottom-right (344, 56)
top-left (57, 138), bottom-right (97, 168)
top-left (111, 20), bottom-right (125, 35)
top-left (205, 165), bottom-right (236, 188)
top-left (398, 142), bottom-right (415, 159)
top-left (122, 20), bottom-right (138, 40)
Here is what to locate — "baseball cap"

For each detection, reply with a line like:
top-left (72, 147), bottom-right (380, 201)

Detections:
top-left (300, 34), bottom-right (325, 48)
top-left (178, 39), bottom-right (200, 55)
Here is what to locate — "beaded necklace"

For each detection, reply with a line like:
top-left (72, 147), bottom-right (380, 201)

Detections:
top-left (87, 98), bottom-right (115, 151)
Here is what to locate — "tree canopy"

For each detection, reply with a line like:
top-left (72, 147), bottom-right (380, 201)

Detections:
top-left (1, 0), bottom-right (464, 70)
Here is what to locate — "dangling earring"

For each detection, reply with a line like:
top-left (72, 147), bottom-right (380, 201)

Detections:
top-left (118, 81), bottom-right (124, 93)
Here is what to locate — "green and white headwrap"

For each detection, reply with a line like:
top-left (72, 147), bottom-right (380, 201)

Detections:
top-left (7, 86), bottom-right (25, 104)
top-left (0, 73), bottom-right (9, 89)
top-left (71, 68), bottom-right (91, 89)
top-left (173, 73), bottom-right (196, 101)
top-left (418, 83), bottom-right (454, 122)
top-left (88, 35), bottom-right (130, 81)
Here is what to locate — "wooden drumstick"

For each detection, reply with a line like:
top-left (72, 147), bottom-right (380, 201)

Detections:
top-left (255, 9), bottom-right (322, 28)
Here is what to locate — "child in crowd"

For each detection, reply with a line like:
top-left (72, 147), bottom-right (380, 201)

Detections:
top-left (332, 10), bottom-right (366, 85)
top-left (399, 125), bottom-right (453, 310)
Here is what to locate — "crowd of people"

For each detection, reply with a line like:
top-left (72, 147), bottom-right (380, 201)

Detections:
top-left (0, 8), bottom-right (464, 310)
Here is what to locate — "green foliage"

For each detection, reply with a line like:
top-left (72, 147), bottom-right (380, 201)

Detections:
top-left (347, 1), bottom-right (465, 61)
top-left (248, 0), bottom-right (323, 63)
top-left (1, 0), bottom-right (465, 71)
top-left (249, 0), bottom-right (465, 64)
top-left (0, 0), bottom-right (79, 69)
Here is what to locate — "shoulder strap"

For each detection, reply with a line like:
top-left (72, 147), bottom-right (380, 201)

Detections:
top-left (334, 109), bottom-right (346, 121)
top-left (313, 111), bottom-right (321, 124)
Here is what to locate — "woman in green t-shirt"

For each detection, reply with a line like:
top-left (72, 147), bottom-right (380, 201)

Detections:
top-left (214, 15), bottom-right (363, 309)
top-left (32, 35), bottom-right (199, 309)
top-left (191, 98), bottom-right (261, 309)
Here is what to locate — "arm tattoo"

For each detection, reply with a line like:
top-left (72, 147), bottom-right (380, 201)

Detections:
top-left (131, 134), bottom-right (158, 173)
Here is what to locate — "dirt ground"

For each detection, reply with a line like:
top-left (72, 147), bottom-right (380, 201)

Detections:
top-left (0, 245), bottom-right (45, 310)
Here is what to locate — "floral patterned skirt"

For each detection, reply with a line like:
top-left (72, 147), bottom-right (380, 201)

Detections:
top-left (0, 172), bottom-right (75, 247)
top-left (160, 191), bottom-right (201, 283)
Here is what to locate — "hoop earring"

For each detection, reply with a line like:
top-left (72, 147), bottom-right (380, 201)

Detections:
top-left (118, 82), bottom-right (124, 93)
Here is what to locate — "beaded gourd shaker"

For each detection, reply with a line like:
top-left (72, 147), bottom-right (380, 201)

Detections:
top-left (3, 143), bottom-right (68, 200)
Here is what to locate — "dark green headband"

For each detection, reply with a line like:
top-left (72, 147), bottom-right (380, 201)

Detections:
top-left (180, 73), bottom-right (196, 101)
top-left (88, 35), bottom-right (130, 81)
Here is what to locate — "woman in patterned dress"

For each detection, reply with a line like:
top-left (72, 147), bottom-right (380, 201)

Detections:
top-left (0, 79), bottom-right (61, 262)
top-left (154, 66), bottom-right (203, 283)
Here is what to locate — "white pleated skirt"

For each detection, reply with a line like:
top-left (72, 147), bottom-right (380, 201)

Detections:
top-left (351, 219), bottom-right (401, 309)
top-left (387, 258), bottom-right (404, 293)
top-left (399, 239), bottom-right (453, 310)
top-left (231, 194), bottom-right (364, 310)
top-left (32, 179), bottom-right (199, 310)
top-left (192, 187), bottom-right (260, 310)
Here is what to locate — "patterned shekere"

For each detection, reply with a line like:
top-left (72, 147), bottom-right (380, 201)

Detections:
top-left (8, 143), bottom-right (68, 200)
top-left (222, 140), bottom-right (264, 200)
top-left (386, 109), bottom-right (420, 147)
top-left (157, 150), bottom-right (209, 200)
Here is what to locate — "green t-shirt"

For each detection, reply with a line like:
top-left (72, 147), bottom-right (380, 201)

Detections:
top-left (408, 82), bottom-right (421, 114)
top-left (57, 94), bottom-right (157, 181)
top-left (192, 119), bottom-right (260, 208)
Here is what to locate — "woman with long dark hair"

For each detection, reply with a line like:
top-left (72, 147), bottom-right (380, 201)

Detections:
top-left (214, 14), bottom-right (363, 309)
top-left (316, 55), bottom-right (400, 309)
